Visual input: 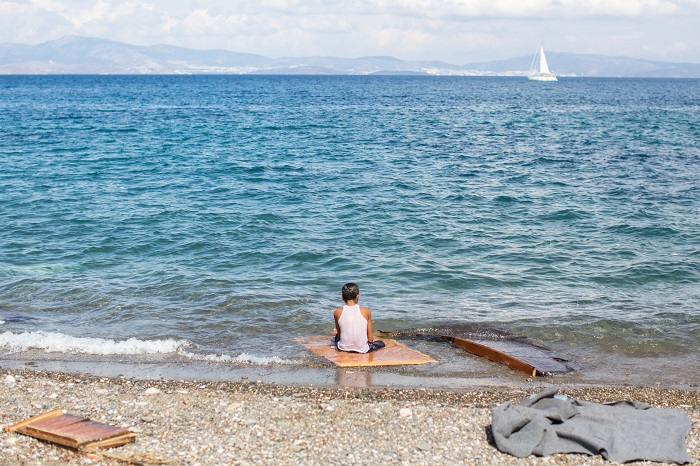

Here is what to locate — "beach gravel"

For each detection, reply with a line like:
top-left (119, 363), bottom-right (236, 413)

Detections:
top-left (1, 369), bottom-right (698, 465)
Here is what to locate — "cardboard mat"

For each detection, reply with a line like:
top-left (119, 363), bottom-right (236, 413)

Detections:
top-left (295, 336), bottom-right (435, 367)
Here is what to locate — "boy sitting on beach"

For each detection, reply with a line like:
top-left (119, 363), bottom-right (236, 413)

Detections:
top-left (333, 283), bottom-right (385, 353)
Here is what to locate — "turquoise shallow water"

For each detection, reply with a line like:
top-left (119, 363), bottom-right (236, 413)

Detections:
top-left (1, 76), bottom-right (699, 384)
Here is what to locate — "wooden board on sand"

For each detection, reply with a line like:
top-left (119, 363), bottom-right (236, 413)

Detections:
top-left (295, 336), bottom-right (435, 367)
top-left (4, 408), bottom-right (136, 451)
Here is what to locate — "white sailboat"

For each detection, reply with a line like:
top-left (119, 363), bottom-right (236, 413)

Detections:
top-left (528, 46), bottom-right (557, 81)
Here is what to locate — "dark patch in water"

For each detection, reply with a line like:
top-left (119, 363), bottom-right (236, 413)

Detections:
top-left (381, 322), bottom-right (522, 341)
top-left (379, 322), bottom-right (581, 375)
top-left (0, 308), bottom-right (36, 322)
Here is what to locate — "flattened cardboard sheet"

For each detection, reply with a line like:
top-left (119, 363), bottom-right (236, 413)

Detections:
top-left (296, 336), bottom-right (435, 367)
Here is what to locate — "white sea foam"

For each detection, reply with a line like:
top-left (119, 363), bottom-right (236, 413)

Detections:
top-left (0, 331), bottom-right (297, 365)
top-left (0, 331), bottom-right (190, 355)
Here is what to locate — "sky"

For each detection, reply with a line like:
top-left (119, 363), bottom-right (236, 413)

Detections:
top-left (1, 0), bottom-right (700, 64)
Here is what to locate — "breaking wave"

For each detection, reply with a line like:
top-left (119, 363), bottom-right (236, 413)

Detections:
top-left (0, 331), bottom-right (296, 365)
top-left (0, 331), bottom-right (190, 355)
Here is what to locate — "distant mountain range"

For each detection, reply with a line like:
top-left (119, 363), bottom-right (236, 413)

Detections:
top-left (2, 36), bottom-right (699, 78)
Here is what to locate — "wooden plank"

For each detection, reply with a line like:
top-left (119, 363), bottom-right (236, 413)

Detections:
top-left (22, 418), bottom-right (132, 449)
top-left (451, 337), bottom-right (539, 377)
top-left (296, 336), bottom-right (435, 367)
top-left (4, 408), bottom-right (63, 433)
top-left (23, 413), bottom-right (87, 432)
top-left (20, 413), bottom-right (90, 448)
top-left (476, 340), bottom-right (572, 373)
top-left (49, 419), bottom-right (131, 445)
top-left (19, 425), bottom-right (82, 449)
top-left (6, 410), bottom-right (135, 451)
top-left (81, 433), bottom-right (136, 452)
top-left (379, 330), bottom-right (571, 377)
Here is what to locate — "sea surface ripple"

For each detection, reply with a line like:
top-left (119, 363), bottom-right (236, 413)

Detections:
top-left (1, 76), bottom-right (699, 381)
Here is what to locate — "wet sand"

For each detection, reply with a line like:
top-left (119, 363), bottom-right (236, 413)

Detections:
top-left (1, 367), bottom-right (698, 465)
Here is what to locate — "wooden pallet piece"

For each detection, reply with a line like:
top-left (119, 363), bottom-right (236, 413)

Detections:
top-left (3, 408), bottom-right (64, 432)
top-left (4, 409), bottom-right (135, 451)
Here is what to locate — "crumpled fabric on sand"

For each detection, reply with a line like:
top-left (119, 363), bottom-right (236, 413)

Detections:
top-left (491, 387), bottom-right (691, 464)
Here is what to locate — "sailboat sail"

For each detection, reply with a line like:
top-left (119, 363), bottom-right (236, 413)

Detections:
top-left (539, 48), bottom-right (550, 74)
top-left (528, 46), bottom-right (557, 81)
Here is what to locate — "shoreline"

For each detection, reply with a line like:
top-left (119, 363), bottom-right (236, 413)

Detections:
top-left (1, 367), bottom-right (698, 465)
top-left (2, 353), bottom-right (699, 392)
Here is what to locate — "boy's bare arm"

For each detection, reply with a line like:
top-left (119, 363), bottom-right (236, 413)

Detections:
top-left (361, 307), bottom-right (374, 342)
top-left (333, 308), bottom-right (343, 337)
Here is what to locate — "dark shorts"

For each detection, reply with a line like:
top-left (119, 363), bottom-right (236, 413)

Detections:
top-left (367, 340), bottom-right (386, 353)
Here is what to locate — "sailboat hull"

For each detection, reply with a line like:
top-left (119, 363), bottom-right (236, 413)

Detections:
top-left (528, 74), bottom-right (558, 82)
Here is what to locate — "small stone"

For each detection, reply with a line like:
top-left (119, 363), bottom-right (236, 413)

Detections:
top-left (241, 375), bottom-right (248, 380)
top-left (416, 441), bottom-right (431, 451)
top-left (48, 393), bottom-right (58, 399)
top-left (95, 389), bottom-right (109, 395)
top-left (399, 408), bottom-right (412, 418)
top-left (5, 375), bottom-right (16, 384)
top-left (226, 402), bottom-right (241, 411)
top-left (144, 387), bottom-right (161, 395)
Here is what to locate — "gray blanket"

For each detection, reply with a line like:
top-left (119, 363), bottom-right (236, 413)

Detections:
top-left (491, 388), bottom-right (691, 464)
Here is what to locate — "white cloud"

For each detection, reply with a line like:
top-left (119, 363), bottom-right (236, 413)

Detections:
top-left (239, 0), bottom-right (695, 19)
top-left (1, 0), bottom-right (699, 62)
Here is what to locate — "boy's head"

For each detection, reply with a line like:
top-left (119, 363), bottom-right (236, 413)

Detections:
top-left (341, 283), bottom-right (360, 302)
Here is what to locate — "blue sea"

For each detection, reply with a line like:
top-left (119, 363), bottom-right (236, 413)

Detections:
top-left (1, 75), bottom-right (699, 387)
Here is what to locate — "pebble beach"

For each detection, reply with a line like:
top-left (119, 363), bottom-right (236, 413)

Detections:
top-left (1, 368), bottom-right (698, 465)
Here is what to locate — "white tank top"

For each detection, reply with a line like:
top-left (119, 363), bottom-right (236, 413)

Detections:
top-left (337, 304), bottom-right (370, 353)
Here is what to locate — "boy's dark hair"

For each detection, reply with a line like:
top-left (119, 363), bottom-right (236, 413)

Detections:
top-left (341, 283), bottom-right (360, 301)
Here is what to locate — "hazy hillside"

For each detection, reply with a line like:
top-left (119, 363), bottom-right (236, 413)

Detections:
top-left (1, 36), bottom-right (699, 77)
top-left (0, 36), bottom-right (272, 74)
